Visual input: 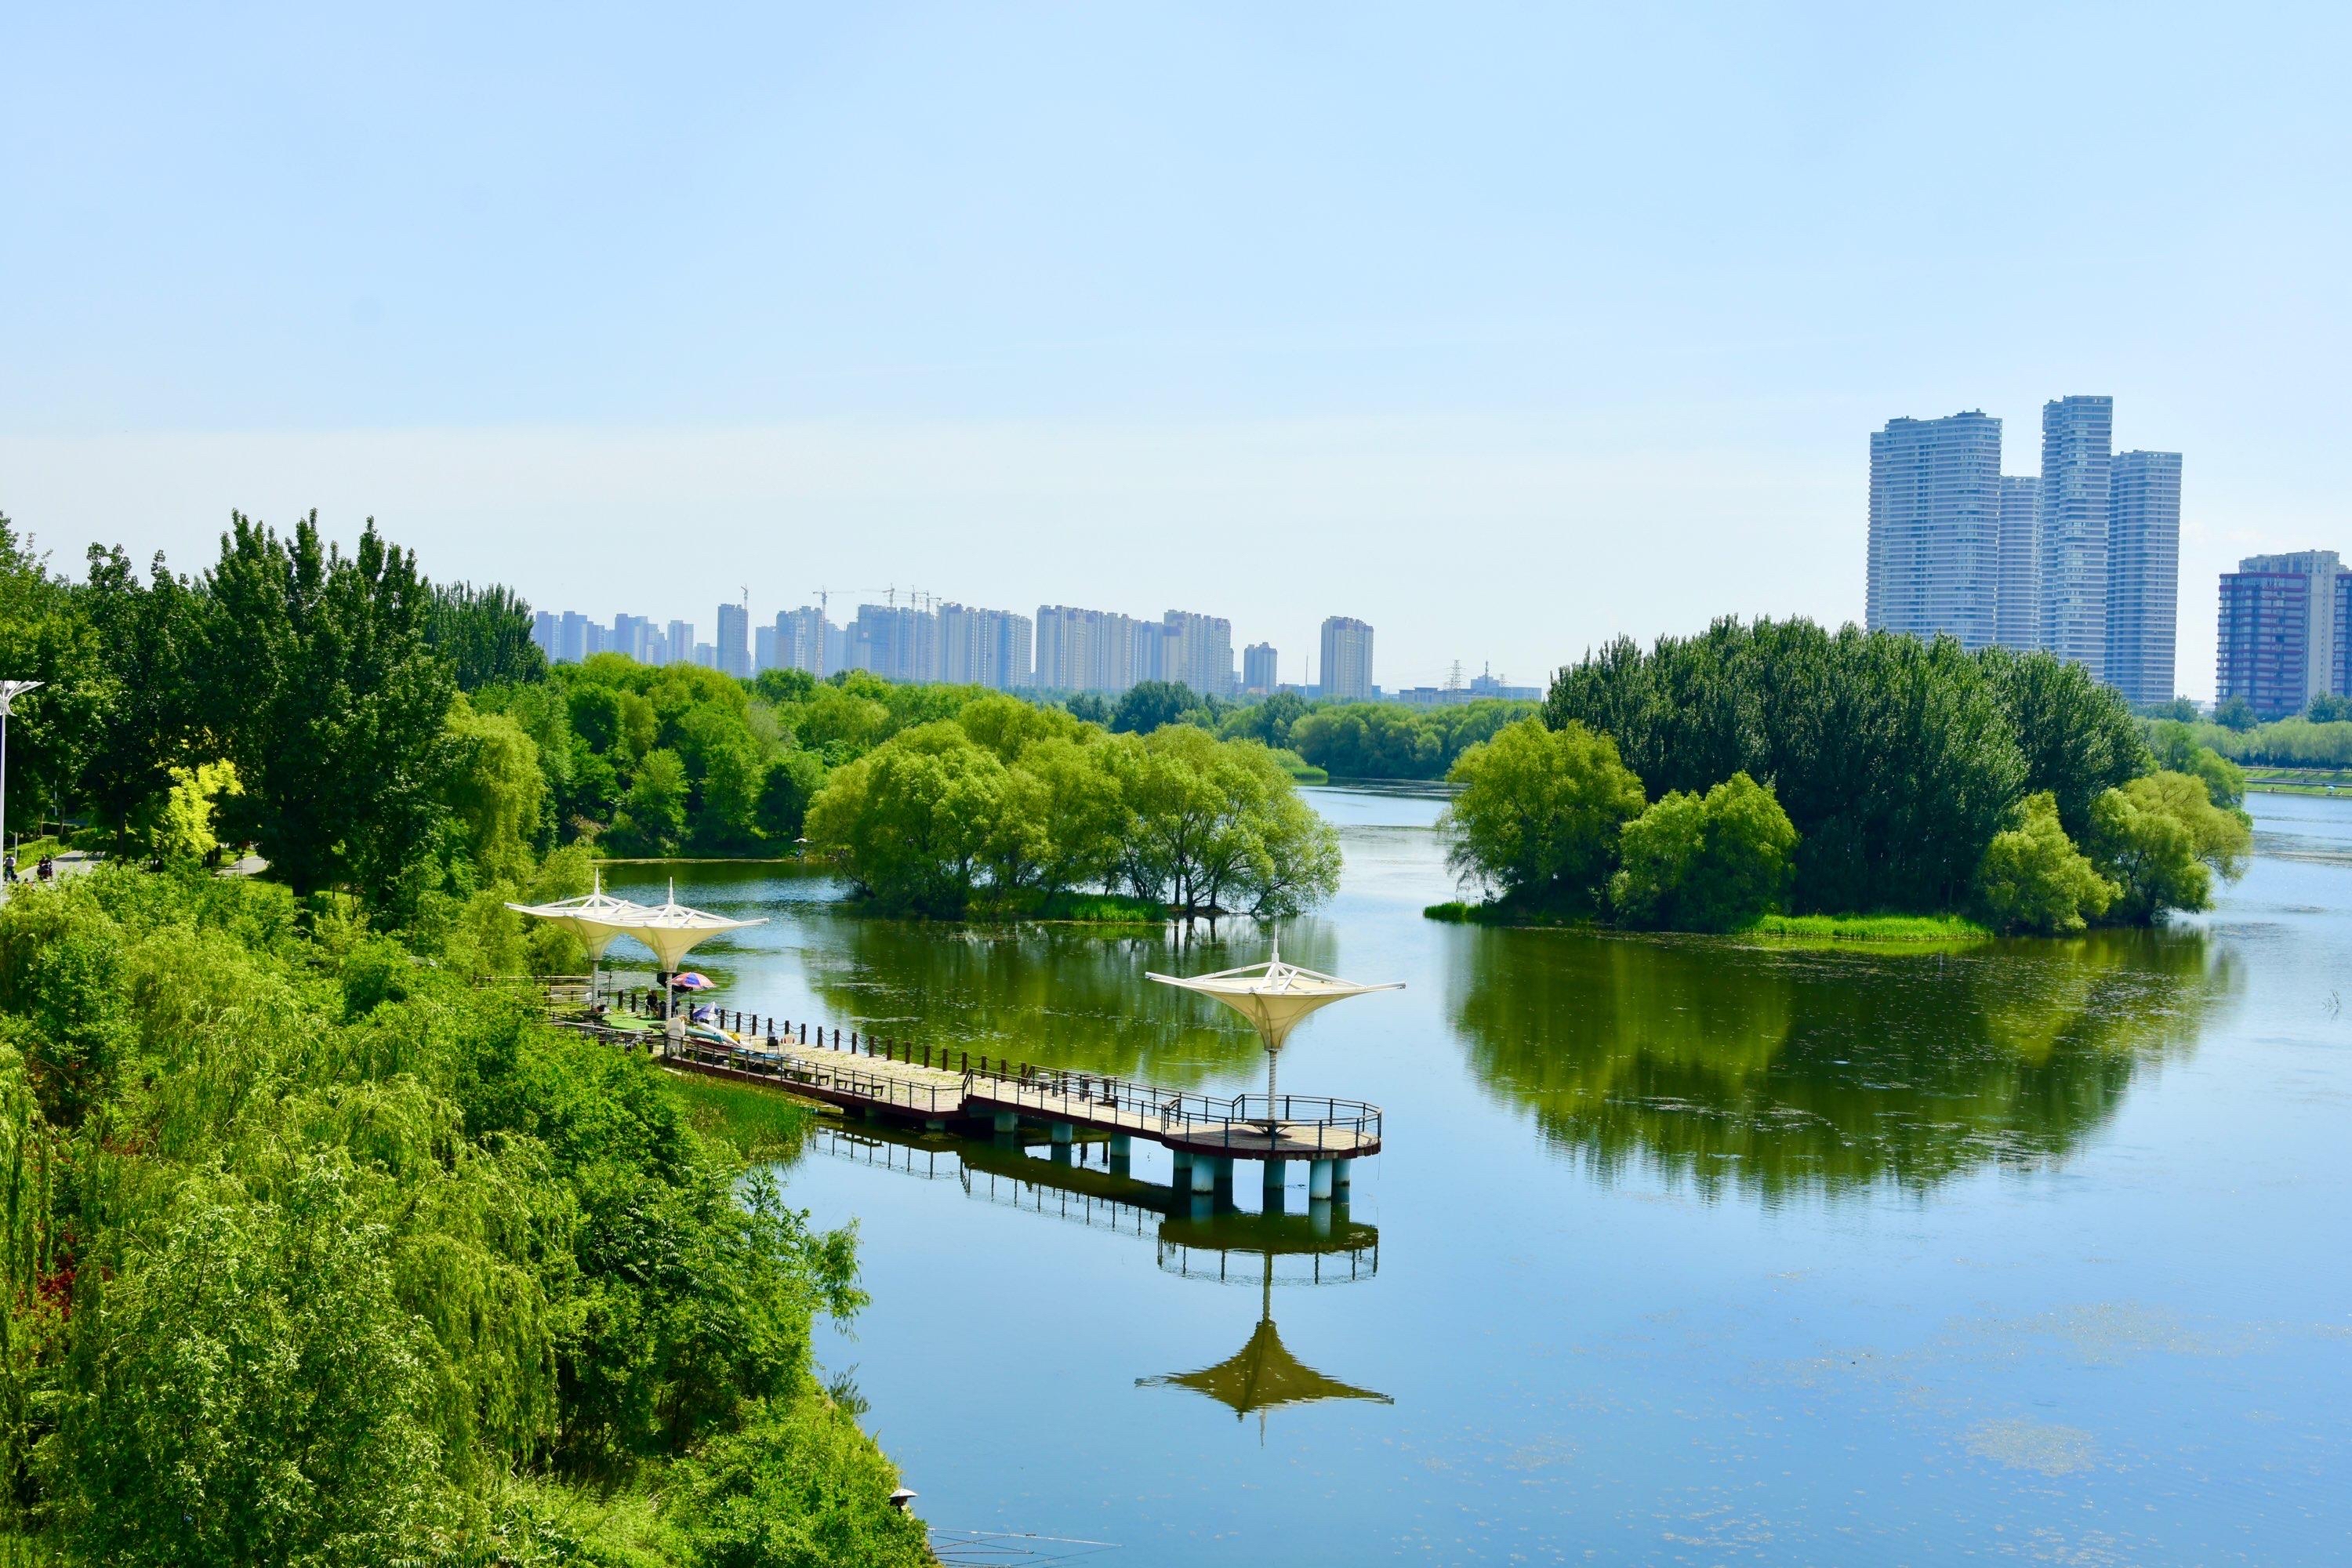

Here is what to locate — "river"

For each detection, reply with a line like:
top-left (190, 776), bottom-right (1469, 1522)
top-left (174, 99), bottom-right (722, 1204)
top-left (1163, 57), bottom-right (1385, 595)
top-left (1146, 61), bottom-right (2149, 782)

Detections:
top-left (603, 787), bottom-right (2352, 1564)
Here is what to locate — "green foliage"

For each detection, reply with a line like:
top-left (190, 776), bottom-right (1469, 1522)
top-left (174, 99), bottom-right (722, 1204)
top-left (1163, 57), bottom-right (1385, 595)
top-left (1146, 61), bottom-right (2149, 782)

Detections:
top-left (1272, 699), bottom-right (1533, 781)
top-left (1545, 619), bottom-right (2140, 913)
top-left (1976, 792), bottom-right (2117, 935)
top-left (1442, 718), bottom-right (1646, 913)
top-left (805, 708), bottom-right (1338, 920)
top-left (151, 760), bottom-right (242, 866)
top-left (1109, 681), bottom-right (1207, 735)
top-left (2212, 695), bottom-right (2258, 731)
top-left (1611, 771), bottom-right (1797, 932)
top-left (0, 869), bottom-right (905, 1566)
top-left (445, 700), bottom-right (546, 882)
top-left (2308, 693), bottom-right (2352, 723)
top-left (426, 581), bottom-right (546, 691)
top-left (2194, 714), bottom-right (2352, 769)
top-left (2089, 771), bottom-right (2254, 923)
top-left (2143, 720), bottom-right (2247, 808)
top-left (1739, 912), bottom-right (1991, 943)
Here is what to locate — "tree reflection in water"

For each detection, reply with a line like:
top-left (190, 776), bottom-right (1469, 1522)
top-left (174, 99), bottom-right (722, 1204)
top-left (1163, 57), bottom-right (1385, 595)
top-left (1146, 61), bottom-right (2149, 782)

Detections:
top-left (1445, 927), bottom-right (2236, 1200)
top-left (804, 916), bottom-right (1348, 1087)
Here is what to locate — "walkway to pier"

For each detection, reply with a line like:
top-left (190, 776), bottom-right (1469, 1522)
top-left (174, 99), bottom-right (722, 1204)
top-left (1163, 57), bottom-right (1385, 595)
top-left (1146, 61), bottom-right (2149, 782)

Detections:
top-left (566, 990), bottom-right (1384, 1183)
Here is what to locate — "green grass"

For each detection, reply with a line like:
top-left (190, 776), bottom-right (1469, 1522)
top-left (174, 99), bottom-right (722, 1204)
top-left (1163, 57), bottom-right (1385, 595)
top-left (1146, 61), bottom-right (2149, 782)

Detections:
top-left (664, 1071), bottom-right (819, 1160)
top-left (1738, 912), bottom-right (1992, 943)
top-left (1422, 900), bottom-right (1593, 928)
top-left (1027, 890), bottom-right (1171, 924)
top-left (2242, 766), bottom-right (2352, 796)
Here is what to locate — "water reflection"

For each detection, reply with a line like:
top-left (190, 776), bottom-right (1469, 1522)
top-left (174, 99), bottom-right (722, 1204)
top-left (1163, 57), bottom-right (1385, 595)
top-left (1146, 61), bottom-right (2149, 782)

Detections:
top-left (804, 1118), bottom-right (1389, 1426)
top-left (1446, 927), bottom-right (2236, 1200)
top-left (805, 918), bottom-right (1348, 1087)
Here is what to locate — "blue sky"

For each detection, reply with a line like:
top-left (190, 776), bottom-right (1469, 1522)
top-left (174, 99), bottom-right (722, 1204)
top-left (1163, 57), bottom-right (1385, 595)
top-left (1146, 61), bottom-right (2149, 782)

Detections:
top-left (5, 2), bottom-right (2348, 695)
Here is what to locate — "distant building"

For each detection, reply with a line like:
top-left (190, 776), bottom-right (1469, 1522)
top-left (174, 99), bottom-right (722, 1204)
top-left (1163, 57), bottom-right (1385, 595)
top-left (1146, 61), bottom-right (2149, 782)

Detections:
top-left (694, 641), bottom-right (716, 670)
top-left (1319, 616), bottom-right (1374, 702)
top-left (850, 604), bottom-right (936, 683)
top-left (1160, 610), bottom-right (1235, 698)
top-left (754, 624), bottom-right (779, 673)
top-left (938, 603), bottom-right (1033, 690)
top-left (532, 610), bottom-right (558, 661)
top-left (558, 610), bottom-right (591, 664)
top-left (1865, 411), bottom-right (2003, 651)
top-left (1035, 604), bottom-right (1157, 695)
top-left (612, 612), bottom-right (654, 662)
top-left (2217, 551), bottom-right (2340, 720)
top-left (667, 620), bottom-right (695, 669)
top-left (1996, 475), bottom-right (2040, 650)
top-left (2106, 450), bottom-right (2183, 703)
top-left (2038, 395), bottom-right (2114, 680)
top-left (715, 603), bottom-right (752, 680)
top-left (1242, 642), bottom-right (1277, 695)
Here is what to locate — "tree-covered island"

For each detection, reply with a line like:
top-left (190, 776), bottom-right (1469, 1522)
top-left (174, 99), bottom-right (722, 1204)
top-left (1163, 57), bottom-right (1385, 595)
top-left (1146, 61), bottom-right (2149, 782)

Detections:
top-left (1433, 619), bottom-right (2251, 936)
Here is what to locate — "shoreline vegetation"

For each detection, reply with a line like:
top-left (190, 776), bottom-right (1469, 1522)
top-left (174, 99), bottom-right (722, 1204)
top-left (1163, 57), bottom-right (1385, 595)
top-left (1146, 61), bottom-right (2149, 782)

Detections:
top-left (1432, 619), bottom-right (2252, 938)
top-left (1423, 902), bottom-right (1993, 944)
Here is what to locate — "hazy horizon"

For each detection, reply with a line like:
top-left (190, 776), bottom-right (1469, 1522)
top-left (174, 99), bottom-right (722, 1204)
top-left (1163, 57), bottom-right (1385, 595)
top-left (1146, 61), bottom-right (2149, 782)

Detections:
top-left (10, 5), bottom-right (2350, 698)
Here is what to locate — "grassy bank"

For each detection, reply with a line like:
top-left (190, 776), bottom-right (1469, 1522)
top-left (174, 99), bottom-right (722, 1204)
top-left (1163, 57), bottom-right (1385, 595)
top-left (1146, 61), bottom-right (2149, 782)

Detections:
top-left (667, 1069), bottom-right (824, 1160)
top-left (1425, 900), bottom-right (1991, 943)
top-left (2242, 767), bottom-right (2352, 797)
top-left (1737, 912), bottom-right (1992, 944)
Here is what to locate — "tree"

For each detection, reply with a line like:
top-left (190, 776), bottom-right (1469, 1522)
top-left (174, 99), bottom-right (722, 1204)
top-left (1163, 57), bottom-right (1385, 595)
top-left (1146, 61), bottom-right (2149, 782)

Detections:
top-left (1978, 646), bottom-right (2149, 837)
top-left (152, 760), bottom-right (244, 866)
top-left (1110, 681), bottom-right (1203, 735)
top-left (424, 581), bottom-right (546, 691)
top-left (610, 748), bottom-right (688, 856)
top-left (1221, 691), bottom-right (1308, 750)
top-left (1611, 771), bottom-right (1798, 931)
top-left (1976, 791), bottom-right (2116, 934)
top-left (2088, 771), bottom-right (2253, 923)
top-left (2310, 694), bottom-right (2352, 723)
top-left (804, 725), bottom-right (1008, 915)
top-left (2212, 695), bottom-right (2258, 731)
top-left (1443, 717), bottom-right (1646, 912)
top-left (2144, 720), bottom-right (2246, 808)
top-left (74, 545), bottom-right (203, 850)
top-left (197, 513), bottom-right (456, 903)
top-left (757, 752), bottom-right (826, 844)
top-left (443, 700), bottom-right (546, 883)
top-left (1062, 691), bottom-right (1112, 726)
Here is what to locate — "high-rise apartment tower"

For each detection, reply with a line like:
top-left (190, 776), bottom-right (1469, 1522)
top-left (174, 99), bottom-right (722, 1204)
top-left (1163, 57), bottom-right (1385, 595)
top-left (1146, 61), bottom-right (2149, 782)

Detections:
top-left (1319, 616), bottom-right (1374, 702)
top-left (1865, 412), bottom-right (2003, 649)
top-left (2038, 396), bottom-right (2114, 680)
top-left (2106, 450), bottom-right (2183, 703)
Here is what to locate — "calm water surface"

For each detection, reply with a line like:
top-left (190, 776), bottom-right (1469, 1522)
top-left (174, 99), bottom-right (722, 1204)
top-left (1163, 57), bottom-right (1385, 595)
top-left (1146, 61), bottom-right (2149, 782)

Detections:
top-left (606, 789), bottom-right (2352, 1564)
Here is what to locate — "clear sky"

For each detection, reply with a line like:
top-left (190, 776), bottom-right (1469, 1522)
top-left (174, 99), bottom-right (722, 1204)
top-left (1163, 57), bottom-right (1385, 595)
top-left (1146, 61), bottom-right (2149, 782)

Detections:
top-left (5, 3), bottom-right (2348, 696)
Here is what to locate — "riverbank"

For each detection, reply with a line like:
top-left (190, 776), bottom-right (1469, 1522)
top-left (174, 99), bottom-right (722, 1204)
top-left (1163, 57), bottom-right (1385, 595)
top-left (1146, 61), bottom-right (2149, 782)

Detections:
top-left (1424, 900), bottom-right (1992, 943)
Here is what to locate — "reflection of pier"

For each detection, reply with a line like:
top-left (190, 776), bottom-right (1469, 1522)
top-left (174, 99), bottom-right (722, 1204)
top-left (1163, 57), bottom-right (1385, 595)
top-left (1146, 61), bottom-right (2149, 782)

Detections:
top-left (808, 1120), bottom-right (1381, 1288)
top-left (579, 999), bottom-right (1383, 1197)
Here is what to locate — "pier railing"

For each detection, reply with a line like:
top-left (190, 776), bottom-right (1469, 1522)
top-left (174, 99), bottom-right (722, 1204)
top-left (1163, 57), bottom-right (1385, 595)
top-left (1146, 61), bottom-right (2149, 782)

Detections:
top-left (967, 1067), bottom-right (1381, 1149)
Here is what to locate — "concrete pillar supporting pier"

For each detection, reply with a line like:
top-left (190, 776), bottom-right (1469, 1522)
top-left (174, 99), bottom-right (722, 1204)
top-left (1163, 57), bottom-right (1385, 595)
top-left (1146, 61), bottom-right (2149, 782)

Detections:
top-left (1334, 1157), bottom-right (1354, 1190)
top-left (1189, 1154), bottom-right (1215, 1194)
top-left (1049, 1122), bottom-right (1073, 1144)
top-left (1308, 1159), bottom-right (1335, 1200)
top-left (991, 1111), bottom-right (1018, 1134)
top-left (1109, 1134), bottom-right (1132, 1156)
top-left (1261, 1157), bottom-right (1286, 1189)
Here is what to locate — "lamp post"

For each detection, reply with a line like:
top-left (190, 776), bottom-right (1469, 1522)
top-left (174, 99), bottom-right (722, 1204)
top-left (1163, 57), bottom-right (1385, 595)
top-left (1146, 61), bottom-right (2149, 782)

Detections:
top-left (0, 681), bottom-right (43, 877)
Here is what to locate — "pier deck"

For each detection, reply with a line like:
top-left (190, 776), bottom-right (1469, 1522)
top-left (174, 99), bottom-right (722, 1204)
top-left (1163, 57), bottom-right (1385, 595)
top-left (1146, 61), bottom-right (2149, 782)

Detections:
top-left (568, 1004), bottom-right (1382, 1167)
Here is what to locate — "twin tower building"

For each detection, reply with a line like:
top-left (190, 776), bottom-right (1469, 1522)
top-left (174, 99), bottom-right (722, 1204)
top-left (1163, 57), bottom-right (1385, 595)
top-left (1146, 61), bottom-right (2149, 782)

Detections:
top-left (1864, 396), bottom-right (2180, 705)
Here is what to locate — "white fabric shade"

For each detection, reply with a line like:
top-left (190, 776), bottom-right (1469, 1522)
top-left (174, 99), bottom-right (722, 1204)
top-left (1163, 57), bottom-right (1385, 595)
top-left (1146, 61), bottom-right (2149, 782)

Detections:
top-left (1146, 942), bottom-right (1403, 1054)
top-left (506, 875), bottom-right (765, 971)
top-left (608, 879), bottom-right (766, 972)
top-left (504, 873), bottom-right (652, 961)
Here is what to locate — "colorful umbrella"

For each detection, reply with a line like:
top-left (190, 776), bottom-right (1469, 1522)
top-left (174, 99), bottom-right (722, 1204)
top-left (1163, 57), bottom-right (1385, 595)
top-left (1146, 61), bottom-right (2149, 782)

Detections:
top-left (670, 972), bottom-right (716, 990)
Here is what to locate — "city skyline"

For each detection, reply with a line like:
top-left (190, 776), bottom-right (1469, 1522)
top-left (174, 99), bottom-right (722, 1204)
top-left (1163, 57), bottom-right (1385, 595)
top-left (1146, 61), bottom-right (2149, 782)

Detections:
top-left (1864, 395), bottom-right (2180, 702)
top-left (533, 594), bottom-right (1397, 699)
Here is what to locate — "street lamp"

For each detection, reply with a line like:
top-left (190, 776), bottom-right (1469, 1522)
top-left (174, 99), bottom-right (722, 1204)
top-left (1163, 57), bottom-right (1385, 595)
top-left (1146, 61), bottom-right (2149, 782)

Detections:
top-left (0, 681), bottom-right (42, 877)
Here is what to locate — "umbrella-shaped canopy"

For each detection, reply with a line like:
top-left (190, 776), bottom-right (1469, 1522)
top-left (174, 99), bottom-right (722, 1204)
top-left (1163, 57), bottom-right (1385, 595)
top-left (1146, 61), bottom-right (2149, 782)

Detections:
top-left (1146, 941), bottom-right (1402, 1054)
top-left (1139, 1292), bottom-right (1392, 1420)
top-left (618, 880), bottom-right (767, 973)
top-left (669, 971), bottom-right (716, 990)
top-left (503, 872), bottom-right (653, 961)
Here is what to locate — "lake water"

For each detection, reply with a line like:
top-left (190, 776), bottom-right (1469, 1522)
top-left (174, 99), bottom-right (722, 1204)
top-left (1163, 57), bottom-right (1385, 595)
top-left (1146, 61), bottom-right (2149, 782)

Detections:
top-left (604, 788), bottom-right (2352, 1565)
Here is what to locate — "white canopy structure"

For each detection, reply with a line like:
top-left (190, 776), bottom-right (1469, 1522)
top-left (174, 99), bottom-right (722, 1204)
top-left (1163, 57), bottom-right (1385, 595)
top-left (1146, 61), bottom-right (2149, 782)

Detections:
top-left (503, 872), bottom-right (653, 964)
top-left (1148, 941), bottom-right (1402, 1116)
top-left (610, 879), bottom-right (768, 975)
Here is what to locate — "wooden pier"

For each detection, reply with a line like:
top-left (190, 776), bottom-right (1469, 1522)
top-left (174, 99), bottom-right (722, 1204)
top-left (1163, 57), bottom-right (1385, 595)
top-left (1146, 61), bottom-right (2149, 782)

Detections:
top-left (567, 991), bottom-right (1383, 1189)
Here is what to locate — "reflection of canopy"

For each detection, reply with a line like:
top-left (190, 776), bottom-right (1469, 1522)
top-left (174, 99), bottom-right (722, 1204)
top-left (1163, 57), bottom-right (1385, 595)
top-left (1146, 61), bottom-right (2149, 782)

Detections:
top-left (503, 872), bottom-right (652, 960)
top-left (1145, 941), bottom-right (1402, 1053)
top-left (1139, 1314), bottom-right (1392, 1419)
top-left (617, 880), bottom-right (767, 972)
top-left (506, 876), bottom-right (764, 971)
